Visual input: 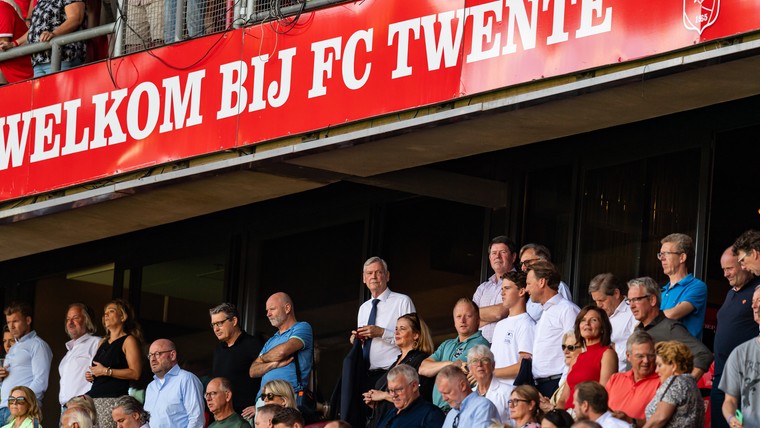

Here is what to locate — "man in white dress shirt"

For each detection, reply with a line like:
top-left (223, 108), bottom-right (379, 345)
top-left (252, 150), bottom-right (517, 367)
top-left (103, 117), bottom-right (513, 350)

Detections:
top-left (473, 236), bottom-right (518, 343)
top-left (588, 273), bottom-right (635, 371)
top-left (353, 257), bottom-right (415, 386)
top-left (59, 303), bottom-right (101, 413)
top-left (519, 243), bottom-right (573, 321)
top-left (525, 260), bottom-right (580, 397)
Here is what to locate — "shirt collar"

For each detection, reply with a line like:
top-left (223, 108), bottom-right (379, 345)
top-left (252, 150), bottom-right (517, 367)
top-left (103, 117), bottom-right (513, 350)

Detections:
top-left (66, 333), bottom-right (95, 351)
top-left (16, 330), bottom-right (37, 343)
top-left (612, 299), bottom-right (630, 317)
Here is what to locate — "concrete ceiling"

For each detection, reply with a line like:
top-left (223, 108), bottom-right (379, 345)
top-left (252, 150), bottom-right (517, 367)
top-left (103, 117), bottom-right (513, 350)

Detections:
top-left (1, 44), bottom-right (760, 263)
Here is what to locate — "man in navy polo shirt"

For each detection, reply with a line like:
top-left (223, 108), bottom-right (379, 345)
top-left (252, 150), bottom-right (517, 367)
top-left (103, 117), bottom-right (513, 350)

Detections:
top-left (374, 364), bottom-right (444, 428)
top-left (711, 247), bottom-right (760, 428)
top-left (658, 233), bottom-right (707, 339)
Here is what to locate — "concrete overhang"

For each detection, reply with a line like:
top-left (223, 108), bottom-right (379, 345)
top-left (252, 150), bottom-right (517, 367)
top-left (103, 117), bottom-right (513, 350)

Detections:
top-left (1, 36), bottom-right (760, 262)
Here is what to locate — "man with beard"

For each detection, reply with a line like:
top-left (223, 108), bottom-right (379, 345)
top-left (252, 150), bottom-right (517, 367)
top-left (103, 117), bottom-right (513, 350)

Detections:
top-left (250, 292), bottom-right (313, 399)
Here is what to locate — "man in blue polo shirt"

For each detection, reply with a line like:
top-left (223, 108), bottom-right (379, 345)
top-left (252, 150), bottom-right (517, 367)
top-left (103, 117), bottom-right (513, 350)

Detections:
top-left (250, 292), bottom-right (313, 399)
top-left (658, 233), bottom-right (707, 339)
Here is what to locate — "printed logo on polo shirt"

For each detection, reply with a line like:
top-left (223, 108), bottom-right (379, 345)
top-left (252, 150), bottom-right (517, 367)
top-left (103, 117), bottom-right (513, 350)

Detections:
top-left (504, 331), bottom-right (514, 345)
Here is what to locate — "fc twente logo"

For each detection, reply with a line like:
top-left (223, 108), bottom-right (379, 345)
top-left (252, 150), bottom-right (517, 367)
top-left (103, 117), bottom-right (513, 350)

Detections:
top-left (683, 0), bottom-right (720, 35)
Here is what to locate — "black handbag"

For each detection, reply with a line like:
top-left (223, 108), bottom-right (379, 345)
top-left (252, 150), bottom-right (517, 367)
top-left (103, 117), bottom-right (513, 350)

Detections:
top-left (294, 348), bottom-right (321, 424)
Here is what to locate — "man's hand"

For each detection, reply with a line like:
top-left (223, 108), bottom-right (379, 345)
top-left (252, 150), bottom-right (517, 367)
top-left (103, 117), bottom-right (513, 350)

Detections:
top-left (241, 406), bottom-right (256, 419)
top-left (0, 41), bottom-right (14, 51)
top-left (355, 325), bottom-right (383, 339)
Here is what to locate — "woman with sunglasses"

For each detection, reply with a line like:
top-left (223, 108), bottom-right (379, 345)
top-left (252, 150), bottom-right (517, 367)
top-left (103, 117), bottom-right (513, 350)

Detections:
top-left (261, 379), bottom-right (297, 409)
top-left (86, 299), bottom-right (143, 428)
top-left (507, 385), bottom-right (543, 428)
top-left (540, 331), bottom-right (581, 411)
top-left (2, 386), bottom-right (41, 428)
top-left (362, 312), bottom-right (435, 428)
top-left (562, 305), bottom-right (617, 410)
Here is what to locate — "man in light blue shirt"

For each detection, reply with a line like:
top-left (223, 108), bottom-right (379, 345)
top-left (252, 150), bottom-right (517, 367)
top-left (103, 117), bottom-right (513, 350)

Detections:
top-left (437, 365), bottom-right (499, 428)
top-left (144, 339), bottom-right (205, 428)
top-left (0, 302), bottom-right (53, 425)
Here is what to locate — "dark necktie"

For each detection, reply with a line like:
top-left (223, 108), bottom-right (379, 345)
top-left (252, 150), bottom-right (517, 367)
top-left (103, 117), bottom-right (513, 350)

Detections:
top-left (362, 298), bottom-right (380, 364)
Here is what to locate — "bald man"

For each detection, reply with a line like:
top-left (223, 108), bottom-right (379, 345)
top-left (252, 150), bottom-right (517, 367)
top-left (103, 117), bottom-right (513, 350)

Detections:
top-left (250, 292), bottom-right (314, 400)
top-left (144, 338), bottom-right (205, 428)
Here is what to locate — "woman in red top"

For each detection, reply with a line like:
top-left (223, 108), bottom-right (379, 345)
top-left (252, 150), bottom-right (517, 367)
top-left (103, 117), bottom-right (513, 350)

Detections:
top-left (562, 305), bottom-right (618, 410)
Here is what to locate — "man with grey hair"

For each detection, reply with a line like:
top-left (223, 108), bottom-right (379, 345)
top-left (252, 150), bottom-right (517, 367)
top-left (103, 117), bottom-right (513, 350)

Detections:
top-left (588, 273), bottom-right (635, 371)
top-left (206, 377), bottom-right (248, 427)
top-left (374, 364), bottom-right (444, 427)
top-left (437, 365), bottom-right (499, 428)
top-left (59, 303), bottom-right (101, 411)
top-left (112, 395), bottom-right (151, 428)
top-left (467, 344), bottom-right (509, 423)
top-left (518, 243), bottom-right (573, 321)
top-left (658, 233), bottom-right (707, 339)
top-left (353, 257), bottom-right (415, 384)
top-left (627, 277), bottom-right (712, 378)
top-left (62, 406), bottom-right (93, 428)
top-left (210, 302), bottom-right (263, 419)
top-left (605, 331), bottom-right (660, 426)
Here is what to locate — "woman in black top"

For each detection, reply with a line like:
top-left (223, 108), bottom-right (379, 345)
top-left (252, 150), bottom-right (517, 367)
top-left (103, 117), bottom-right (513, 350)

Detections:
top-left (86, 299), bottom-right (143, 428)
top-left (363, 313), bottom-right (435, 428)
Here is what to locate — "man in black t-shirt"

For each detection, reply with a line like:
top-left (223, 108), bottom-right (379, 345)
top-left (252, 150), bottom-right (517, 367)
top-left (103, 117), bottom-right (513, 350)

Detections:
top-left (210, 302), bottom-right (264, 420)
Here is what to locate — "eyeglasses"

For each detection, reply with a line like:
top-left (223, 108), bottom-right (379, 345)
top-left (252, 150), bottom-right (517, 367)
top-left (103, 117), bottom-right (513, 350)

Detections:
top-left (388, 381), bottom-right (414, 395)
top-left (7, 396), bottom-right (27, 405)
top-left (625, 295), bottom-right (651, 305)
top-left (508, 399), bottom-right (530, 407)
top-left (739, 251), bottom-right (751, 266)
top-left (657, 251), bottom-right (683, 259)
top-left (468, 357), bottom-right (492, 366)
top-left (262, 393), bottom-right (282, 402)
top-left (204, 391), bottom-right (221, 399)
top-left (210, 317), bottom-right (232, 329)
top-left (561, 344), bottom-right (580, 352)
top-left (147, 350), bottom-right (173, 360)
top-left (520, 258), bottom-right (540, 267)
top-left (632, 353), bottom-right (656, 360)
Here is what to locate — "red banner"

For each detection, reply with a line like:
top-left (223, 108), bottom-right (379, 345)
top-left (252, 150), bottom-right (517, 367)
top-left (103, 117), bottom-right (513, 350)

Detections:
top-left (1, 0), bottom-right (759, 201)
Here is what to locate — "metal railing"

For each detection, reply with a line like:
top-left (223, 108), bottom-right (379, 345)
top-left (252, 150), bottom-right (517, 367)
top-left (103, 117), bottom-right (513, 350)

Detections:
top-left (0, 0), bottom-right (343, 76)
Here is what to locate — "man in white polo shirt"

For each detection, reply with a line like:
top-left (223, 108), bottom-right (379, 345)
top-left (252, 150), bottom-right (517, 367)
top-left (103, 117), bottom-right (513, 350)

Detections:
top-left (525, 260), bottom-right (579, 397)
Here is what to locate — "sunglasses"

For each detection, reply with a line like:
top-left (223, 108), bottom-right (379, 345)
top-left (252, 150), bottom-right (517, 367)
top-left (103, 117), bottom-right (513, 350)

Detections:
top-left (262, 393), bottom-right (282, 402)
top-left (8, 396), bottom-right (27, 405)
top-left (561, 344), bottom-right (580, 352)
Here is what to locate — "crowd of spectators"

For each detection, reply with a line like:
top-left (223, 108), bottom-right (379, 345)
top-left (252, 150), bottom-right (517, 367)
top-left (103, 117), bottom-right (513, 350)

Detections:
top-left (2, 229), bottom-right (760, 428)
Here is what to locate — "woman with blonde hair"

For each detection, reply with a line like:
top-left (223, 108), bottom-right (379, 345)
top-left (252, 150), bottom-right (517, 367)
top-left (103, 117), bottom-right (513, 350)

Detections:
top-left (362, 312), bottom-right (435, 428)
top-left (643, 340), bottom-right (703, 427)
top-left (65, 395), bottom-right (99, 427)
top-left (261, 379), bottom-right (297, 409)
top-left (86, 299), bottom-right (143, 428)
top-left (2, 386), bottom-right (41, 428)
